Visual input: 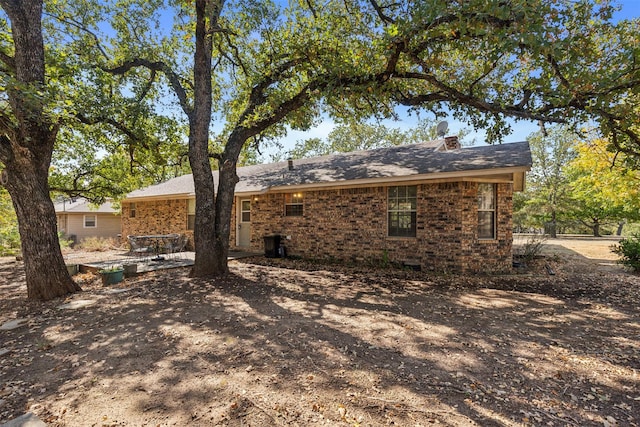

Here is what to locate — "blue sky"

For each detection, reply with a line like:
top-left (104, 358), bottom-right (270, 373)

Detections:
top-left (265, 0), bottom-right (640, 158)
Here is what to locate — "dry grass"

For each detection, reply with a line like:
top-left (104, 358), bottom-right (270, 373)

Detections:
top-left (72, 237), bottom-right (122, 252)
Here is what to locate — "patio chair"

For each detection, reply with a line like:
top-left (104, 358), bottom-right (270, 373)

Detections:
top-left (127, 235), bottom-right (154, 262)
top-left (167, 234), bottom-right (188, 260)
top-left (158, 234), bottom-right (178, 259)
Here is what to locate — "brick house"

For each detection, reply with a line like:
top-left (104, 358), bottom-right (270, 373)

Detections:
top-left (122, 137), bottom-right (531, 273)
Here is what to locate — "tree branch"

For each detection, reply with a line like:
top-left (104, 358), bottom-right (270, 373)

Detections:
top-left (0, 49), bottom-right (15, 72)
top-left (403, 9), bottom-right (521, 56)
top-left (135, 69), bottom-right (157, 104)
top-left (546, 54), bottom-right (572, 90)
top-left (0, 110), bottom-right (18, 161)
top-left (101, 58), bottom-right (193, 118)
top-left (469, 55), bottom-right (503, 95)
top-left (604, 117), bottom-right (640, 159)
top-left (43, 11), bottom-right (110, 61)
top-left (75, 113), bottom-right (149, 149)
top-left (0, 134), bottom-right (11, 163)
top-left (304, 0), bottom-right (318, 19)
top-left (368, 0), bottom-right (396, 25)
top-left (218, 30), bottom-right (248, 75)
top-left (392, 69), bottom-right (566, 123)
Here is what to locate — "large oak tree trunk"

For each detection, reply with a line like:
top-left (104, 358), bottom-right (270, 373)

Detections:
top-left (6, 164), bottom-right (80, 300)
top-left (189, 0), bottom-right (219, 277)
top-left (210, 132), bottom-right (246, 274)
top-left (189, 123), bottom-right (218, 276)
top-left (0, 0), bottom-right (80, 300)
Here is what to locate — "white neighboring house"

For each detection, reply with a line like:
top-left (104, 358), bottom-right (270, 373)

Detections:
top-left (54, 198), bottom-right (121, 243)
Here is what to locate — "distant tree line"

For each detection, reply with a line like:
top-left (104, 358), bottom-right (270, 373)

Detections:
top-left (515, 126), bottom-right (640, 237)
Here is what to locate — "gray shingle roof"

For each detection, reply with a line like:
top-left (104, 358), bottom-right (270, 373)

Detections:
top-left (54, 198), bottom-right (118, 214)
top-left (125, 141), bottom-right (531, 200)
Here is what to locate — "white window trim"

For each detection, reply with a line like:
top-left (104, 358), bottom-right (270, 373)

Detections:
top-left (284, 193), bottom-right (304, 217)
top-left (83, 214), bottom-right (97, 228)
top-left (478, 183), bottom-right (497, 240)
top-left (387, 185), bottom-right (417, 238)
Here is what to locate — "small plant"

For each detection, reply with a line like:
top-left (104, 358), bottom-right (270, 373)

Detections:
top-left (517, 233), bottom-right (548, 264)
top-left (58, 232), bottom-right (74, 249)
top-left (381, 249), bottom-right (390, 268)
top-left (98, 264), bottom-right (123, 273)
top-left (364, 250), bottom-right (392, 269)
top-left (98, 264), bottom-right (124, 285)
top-left (612, 234), bottom-right (640, 272)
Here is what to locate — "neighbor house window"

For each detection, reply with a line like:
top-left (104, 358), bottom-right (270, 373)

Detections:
top-left (388, 185), bottom-right (417, 237)
top-left (56, 215), bottom-right (66, 233)
top-left (187, 199), bottom-right (195, 230)
top-left (129, 202), bottom-right (136, 218)
top-left (478, 183), bottom-right (496, 239)
top-left (285, 193), bottom-right (304, 216)
top-left (84, 215), bottom-right (96, 228)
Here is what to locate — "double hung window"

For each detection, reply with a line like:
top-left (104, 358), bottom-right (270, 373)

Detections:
top-left (285, 193), bottom-right (304, 216)
top-left (84, 215), bottom-right (96, 228)
top-left (388, 186), bottom-right (417, 237)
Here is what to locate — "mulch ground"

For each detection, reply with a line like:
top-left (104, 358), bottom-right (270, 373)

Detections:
top-left (0, 250), bottom-right (639, 426)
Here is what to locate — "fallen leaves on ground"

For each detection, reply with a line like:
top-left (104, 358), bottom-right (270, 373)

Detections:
top-left (0, 251), bottom-right (638, 426)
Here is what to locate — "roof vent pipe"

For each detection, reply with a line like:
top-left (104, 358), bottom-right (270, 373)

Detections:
top-left (287, 158), bottom-right (294, 171)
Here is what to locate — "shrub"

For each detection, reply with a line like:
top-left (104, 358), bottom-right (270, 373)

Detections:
top-left (0, 226), bottom-right (20, 256)
top-left (612, 234), bottom-right (640, 272)
top-left (0, 188), bottom-right (20, 256)
top-left (75, 237), bottom-right (119, 252)
top-left (58, 232), bottom-right (74, 250)
top-left (514, 233), bottom-right (548, 265)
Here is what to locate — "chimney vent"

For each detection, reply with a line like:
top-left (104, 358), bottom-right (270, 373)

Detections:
top-left (287, 158), bottom-right (294, 171)
top-left (444, 136), bottom-right (460, 150)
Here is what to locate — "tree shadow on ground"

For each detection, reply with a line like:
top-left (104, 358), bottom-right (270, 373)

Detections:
top-left (0, 256), bottom-right (638, 426)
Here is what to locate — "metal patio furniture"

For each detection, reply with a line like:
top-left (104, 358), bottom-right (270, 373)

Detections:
top-left (127, 235), bottom-right (154, 262)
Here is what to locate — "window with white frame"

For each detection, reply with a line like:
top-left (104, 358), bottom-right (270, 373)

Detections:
top-left (477, 183), bottom-right (496, 239)
top-left (129, 202), bottom-right (136, 218)
top-left (56, 215), bottom-right (65, 233)
top-left (387, 185), bottom-right (417, 237)
top-left (84, 214), bottom-right (97, 228)
top-left (285, 193), bottom-right (304, 216)
top-left (187, 199), bottom-right (196, 230)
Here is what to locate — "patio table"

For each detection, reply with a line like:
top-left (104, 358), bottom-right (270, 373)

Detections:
top-left (134, 234), bottom-right (180, 261)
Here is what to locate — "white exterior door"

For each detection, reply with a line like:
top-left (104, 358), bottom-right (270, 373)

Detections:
top-left (238, 198), bottom-right (251, 247)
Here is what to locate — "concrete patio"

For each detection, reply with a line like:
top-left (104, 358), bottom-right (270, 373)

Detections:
top-left (70, 251), bottom-right (258, 275)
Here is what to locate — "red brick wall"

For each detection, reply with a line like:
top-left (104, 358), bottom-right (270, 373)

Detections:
top-left (122, 181), bottom-right (514, 273)
top-left (245, 181), bottom-right (513, 273)
top-left (121, 199), bottom-right (194, 249)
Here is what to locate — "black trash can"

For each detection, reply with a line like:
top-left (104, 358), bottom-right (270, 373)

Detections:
top-left (264, 235), bottom-right (281, 258)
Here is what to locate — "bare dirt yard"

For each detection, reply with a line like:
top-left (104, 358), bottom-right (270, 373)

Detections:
top-left (1, 237), bottom-right (638, 426)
